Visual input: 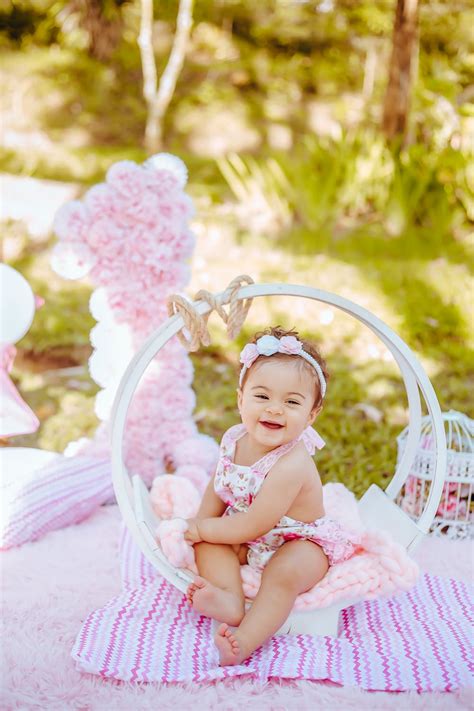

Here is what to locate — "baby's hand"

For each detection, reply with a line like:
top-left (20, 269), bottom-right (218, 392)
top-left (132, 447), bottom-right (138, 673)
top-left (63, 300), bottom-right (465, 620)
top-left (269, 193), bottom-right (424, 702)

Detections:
top-left (184, 518), bottom-right (203, 544)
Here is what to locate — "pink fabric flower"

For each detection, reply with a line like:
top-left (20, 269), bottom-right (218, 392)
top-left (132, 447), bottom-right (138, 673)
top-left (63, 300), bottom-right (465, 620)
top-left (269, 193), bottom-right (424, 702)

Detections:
top-left (239, 343), bottom-right (259, 368)
top-left (159, 420), bottom-right (198, 454)
top-left (279, 335), bottom-right (303, 355)
top-left (53, 200), bottom-right (91, 241)
top-left (171, 434), bottom-right (219, 472)
top-left (158, 386), bottom-right (196, 421)
top-left (174, 464), bottom-right (209, 494)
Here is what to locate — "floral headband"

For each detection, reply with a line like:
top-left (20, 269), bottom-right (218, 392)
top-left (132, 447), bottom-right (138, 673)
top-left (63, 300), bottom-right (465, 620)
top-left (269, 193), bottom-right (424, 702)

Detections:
top-left (239, 334), bottom-right (327, 398)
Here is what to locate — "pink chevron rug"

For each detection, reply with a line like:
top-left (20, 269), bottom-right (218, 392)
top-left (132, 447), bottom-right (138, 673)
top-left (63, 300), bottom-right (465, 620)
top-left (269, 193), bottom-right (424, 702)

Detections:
top-left (2, 505), bottom-right (473, 710)
top-left (71, 525), bottom-right (473, 691)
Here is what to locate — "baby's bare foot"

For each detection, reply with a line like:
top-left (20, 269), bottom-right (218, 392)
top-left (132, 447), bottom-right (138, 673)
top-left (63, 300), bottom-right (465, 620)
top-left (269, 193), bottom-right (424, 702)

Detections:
top-left (186, 576), bottom-right (205, 605)
top-left (215, 623), bottom-right (246, 666)
top-left (187, 576), bottom-right (244, 625)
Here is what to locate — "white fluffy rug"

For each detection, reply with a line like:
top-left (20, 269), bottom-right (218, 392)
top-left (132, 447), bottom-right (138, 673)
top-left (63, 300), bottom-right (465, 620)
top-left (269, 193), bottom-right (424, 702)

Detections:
top-left (1, 505), bottom-right (472, 710)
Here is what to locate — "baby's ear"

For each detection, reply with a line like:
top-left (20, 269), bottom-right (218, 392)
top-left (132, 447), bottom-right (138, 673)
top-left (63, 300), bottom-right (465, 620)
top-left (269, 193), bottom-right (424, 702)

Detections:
top-left (308, 404), bottom-right (322, 425)
top-left (237, 387), bottom-right (243, 412)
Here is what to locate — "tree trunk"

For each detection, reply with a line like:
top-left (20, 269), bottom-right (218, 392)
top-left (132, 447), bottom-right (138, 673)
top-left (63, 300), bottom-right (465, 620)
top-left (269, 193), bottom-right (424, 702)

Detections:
top-left (382, 0), bottom-right (419, 141)
top-left (138, 0), bottom-right (194, 154)
top-left (71, 0), bottom-right (123, 61)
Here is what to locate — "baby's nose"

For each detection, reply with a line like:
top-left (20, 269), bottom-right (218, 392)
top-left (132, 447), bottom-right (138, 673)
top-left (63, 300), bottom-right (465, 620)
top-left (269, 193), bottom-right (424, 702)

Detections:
top-left (266, 402), bottom-right (283, 414)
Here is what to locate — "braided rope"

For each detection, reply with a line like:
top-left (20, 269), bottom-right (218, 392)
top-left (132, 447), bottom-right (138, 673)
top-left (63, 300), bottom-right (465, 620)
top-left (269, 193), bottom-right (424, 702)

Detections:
top-left (167, 274), bottom-right (254, 351)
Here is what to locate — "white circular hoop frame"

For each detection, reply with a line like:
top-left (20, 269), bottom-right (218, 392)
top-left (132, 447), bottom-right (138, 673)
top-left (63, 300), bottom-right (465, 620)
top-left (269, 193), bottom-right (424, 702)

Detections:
top-left (111, 283), bottom-right (447, 592)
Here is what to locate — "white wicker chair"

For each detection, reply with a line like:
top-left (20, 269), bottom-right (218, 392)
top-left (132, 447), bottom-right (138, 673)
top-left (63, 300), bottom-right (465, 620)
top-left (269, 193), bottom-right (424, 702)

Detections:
top-left (110, 282), bottom-right (447, 637)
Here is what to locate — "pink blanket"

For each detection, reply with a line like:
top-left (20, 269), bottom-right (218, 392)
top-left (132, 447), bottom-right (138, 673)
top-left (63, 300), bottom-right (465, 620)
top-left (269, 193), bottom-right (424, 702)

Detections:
top-left (71, 525), bottom-right (473, 691)
top-left (156, 483), bottom-right (419, 609)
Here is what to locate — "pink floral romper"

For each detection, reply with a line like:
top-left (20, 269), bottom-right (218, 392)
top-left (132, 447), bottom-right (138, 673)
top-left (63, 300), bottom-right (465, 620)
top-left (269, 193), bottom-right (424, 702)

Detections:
top-left (214, 424), bottom-right (357, 572)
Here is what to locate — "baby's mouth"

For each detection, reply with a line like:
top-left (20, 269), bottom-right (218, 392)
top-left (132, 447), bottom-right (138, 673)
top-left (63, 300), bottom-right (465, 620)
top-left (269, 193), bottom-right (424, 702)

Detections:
top-left (260, 421), bottom-right (284, 430)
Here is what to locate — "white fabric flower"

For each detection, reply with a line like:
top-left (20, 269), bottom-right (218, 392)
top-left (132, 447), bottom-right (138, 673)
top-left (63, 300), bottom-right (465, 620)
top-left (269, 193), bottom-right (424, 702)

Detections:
top-left (144, 153), bottom-right (188, 187)
top-left (256, 335), bottom-right (280, 356)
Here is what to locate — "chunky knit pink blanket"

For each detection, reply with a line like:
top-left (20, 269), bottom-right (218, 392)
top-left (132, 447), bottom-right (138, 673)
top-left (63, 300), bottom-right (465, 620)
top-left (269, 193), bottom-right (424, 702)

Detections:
top-left (156, 482), bottom-right (419, 610)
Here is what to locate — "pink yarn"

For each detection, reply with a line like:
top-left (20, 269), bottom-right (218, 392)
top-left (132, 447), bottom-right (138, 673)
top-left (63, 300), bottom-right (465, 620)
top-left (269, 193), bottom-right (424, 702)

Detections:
top-left (155, 482), bottom-right (419, 611)
top-left (240, 531), bottom-right (419, 610)
top-left (155, 518), bottom-right (197, 573)
top-left (174, 464), bottom-right (209, 494)
top-left (149, 474), bottom-right (201, 520)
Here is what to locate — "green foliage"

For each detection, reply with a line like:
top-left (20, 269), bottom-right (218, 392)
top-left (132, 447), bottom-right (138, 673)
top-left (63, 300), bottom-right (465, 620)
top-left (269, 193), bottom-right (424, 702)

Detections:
top-left (21, 286), bottom-right (95, 351)
top-left (218, 131), bottom-right (472, 241)
top-left (38, 391), bottom-right (99, 452)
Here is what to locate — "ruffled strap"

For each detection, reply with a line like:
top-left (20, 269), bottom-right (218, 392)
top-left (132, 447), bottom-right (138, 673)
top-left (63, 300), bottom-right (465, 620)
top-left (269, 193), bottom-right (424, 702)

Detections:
top-left (253, 440), bottom-right (299, 476)
top-left (220, 424), bottom-right (324, 477)
top-left (299, 426), bottom-right (325, 455)
top-left (220, 423), bottom-right (246, 453)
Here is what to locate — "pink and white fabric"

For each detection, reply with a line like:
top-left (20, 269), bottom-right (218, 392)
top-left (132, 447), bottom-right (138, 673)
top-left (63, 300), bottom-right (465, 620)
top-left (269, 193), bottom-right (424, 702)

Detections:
top-left (71, 525), bottom-right (473, 691)
top-left (0, 454), bottom-right (113, 549)
top-left (214, 424), bottom-right (357, 571)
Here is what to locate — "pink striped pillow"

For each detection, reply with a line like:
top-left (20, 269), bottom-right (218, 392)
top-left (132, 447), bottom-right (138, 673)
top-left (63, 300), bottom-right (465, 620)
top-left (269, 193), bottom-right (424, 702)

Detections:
top-left (1, 452), bottom-right (113, 549)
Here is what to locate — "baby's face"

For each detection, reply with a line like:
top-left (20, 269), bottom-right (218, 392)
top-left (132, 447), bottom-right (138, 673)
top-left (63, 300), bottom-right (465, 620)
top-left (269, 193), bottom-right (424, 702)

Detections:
top-left (238, 358), bottom-right (319, 450)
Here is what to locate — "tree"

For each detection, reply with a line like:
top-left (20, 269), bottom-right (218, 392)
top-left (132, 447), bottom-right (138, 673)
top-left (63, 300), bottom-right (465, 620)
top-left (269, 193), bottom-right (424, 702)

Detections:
top-left (382, 0), bottom-right (419, 141)
top-left (138, 0), bottom-right (194, 153)
top-left (68, 0), bottom-right (127, 61)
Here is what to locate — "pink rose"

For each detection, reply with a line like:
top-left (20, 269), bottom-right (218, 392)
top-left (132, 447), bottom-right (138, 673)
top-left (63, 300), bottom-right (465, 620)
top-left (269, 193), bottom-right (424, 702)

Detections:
top-left (53, 200), bottom-right (91, 241)
top-left (240, 343), bottom-right (259, 368)
top-left (279, 336), bottom-right (303, 355)
top-left (174, 464), bottom-right (209, 494)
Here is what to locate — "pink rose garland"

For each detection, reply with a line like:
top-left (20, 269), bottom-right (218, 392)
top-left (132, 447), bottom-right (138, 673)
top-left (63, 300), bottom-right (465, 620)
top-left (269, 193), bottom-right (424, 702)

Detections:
top-left (52, 153), bottom-right (219, 489)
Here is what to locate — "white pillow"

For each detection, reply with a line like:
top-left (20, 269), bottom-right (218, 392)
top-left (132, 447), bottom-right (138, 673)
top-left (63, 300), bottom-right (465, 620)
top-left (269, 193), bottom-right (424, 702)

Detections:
top-left (0, 448), bottom-right (113, 549)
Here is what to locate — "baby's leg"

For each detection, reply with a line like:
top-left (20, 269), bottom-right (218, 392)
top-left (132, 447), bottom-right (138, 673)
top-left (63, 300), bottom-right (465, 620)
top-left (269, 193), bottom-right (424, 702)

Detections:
top-left (215, 539), bottom-right (328, 665)
top-left (186, 542), bottom-right (246, 625)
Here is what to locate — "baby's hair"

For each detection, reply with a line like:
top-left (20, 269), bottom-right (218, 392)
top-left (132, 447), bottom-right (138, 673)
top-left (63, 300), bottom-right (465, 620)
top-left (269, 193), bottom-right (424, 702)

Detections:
top-left (244, 326), bottom-right (329, 409)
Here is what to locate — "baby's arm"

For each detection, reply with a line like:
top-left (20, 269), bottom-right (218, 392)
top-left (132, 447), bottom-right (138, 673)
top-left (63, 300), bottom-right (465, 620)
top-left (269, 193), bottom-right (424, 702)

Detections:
top-left (198, 452), bottom-right (307, 545)
top-left (184, 474), bottom-right (227, 544)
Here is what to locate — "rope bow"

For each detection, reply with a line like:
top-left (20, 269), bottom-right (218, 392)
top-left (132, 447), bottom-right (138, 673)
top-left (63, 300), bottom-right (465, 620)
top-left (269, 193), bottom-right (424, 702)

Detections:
top-left (167, 274), bottom-right (255, 351)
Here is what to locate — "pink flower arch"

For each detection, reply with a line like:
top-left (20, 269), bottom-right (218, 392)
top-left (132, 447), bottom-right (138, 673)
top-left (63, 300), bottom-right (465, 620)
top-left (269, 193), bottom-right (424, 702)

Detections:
top-left (52, 153), bottom-right (219, 493)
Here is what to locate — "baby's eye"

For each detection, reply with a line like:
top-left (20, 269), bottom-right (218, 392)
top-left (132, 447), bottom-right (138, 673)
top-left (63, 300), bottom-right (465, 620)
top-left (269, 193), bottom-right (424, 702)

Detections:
top-left (287, 400), bottom-right (301, 406)
top-left (255, 394), bottom-right (269, 400)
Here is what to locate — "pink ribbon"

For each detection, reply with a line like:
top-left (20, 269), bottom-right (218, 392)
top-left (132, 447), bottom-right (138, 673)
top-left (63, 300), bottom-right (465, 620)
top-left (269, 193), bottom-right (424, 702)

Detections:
top-left (300, 426), bottom-right (325, 453)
